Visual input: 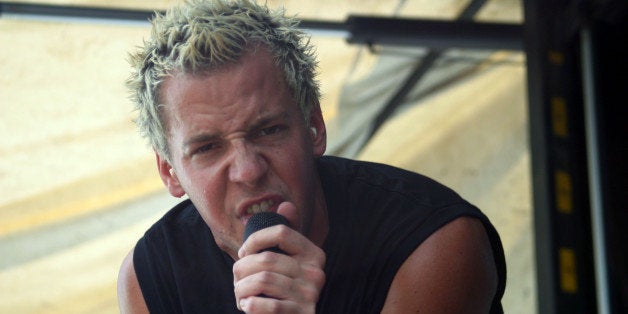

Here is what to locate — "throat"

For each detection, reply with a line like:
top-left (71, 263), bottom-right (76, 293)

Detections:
top-left (308, 192), bottom-right (329, 248)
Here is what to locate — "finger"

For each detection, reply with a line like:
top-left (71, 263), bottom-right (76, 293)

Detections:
top-left (233, 265), bottom-right (324, 304)
top-left (239, 224), bottom-right (298, 257)
top-left (235, 277), bottom-right (320, 313)
top-left (276, 201), bottom-right (299, 231)
top-left (233, 251), bottom-right (300, 282)
top-left (240, 225), bottom-right (325, 267)
top-left (239, 296), bottom-right (301, 314)
top-left (234, 270), bottom-right (294, 301)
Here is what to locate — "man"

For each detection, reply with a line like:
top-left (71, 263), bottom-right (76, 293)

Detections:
top-left (117, 0), bottom-right (506, 313)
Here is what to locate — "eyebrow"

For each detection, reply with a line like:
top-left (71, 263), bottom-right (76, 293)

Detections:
top-left (251, 110), bottom-right (290, 131)
top-left (181, 109), bottom-right (290, 150)
top-left (182, 132), bottom-right (221, 155)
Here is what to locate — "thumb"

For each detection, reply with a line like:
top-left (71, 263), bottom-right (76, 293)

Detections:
top-left (276, 201), bottom-right (300, 232)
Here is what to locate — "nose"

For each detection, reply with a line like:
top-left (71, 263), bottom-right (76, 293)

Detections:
top-left (228, 140), bottom-right (268, 185)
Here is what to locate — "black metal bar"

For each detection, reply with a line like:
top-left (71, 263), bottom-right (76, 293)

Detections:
top-left (458, 0), bottom-right (489, 20)
top-left (590, 18), bottom-right (628, 313)
top-left (523, 1), bottom-right (559, 312)
top-left (0, 1), bottom-right (156, 21)
top-left (525, 0), bottom-right (599, 313)
top-left (0, 1), bottom-right (352, 32)
top-left (0, 1), bottom-right (521, 51)
top-left (299, 20), bottom-right (349, 33)
top-left (347, 16), bottom-right (523, 51)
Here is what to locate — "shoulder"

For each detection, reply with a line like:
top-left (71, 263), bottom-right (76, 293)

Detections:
top-left (150, 198), bottom-right (199, 230)
top-left (120, 199), bottom-right (204, 313)
top-left (317, 156), bottom-right (464, 207)
top-left (117, 248), bottom-right (149, 314)
top-left (381, 216), bottom-right (499, 313)
top-left (140, 199), bottom-right (202, 244)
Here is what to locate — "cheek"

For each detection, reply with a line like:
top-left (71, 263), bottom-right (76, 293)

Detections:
top-left (183, 170), bottom-right (227, 216)
top-left (278, 144), bottom-right (316, 197)
top-left (194, 184), bottom-right (240, 235)
top-left (277, 145), bottom-right (309, 177)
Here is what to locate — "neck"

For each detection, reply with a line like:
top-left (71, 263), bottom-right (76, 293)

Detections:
top-left (307, 177), bottom-right (329, 248)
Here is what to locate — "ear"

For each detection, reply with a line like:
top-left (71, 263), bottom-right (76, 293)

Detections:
top-left (155, 151), bottom-right (186, 198)
top-left (308, 103), bottom-right (327, 157)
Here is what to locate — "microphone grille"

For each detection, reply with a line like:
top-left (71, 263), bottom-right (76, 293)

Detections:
top-left (243, 212), bottom-right (289, 243)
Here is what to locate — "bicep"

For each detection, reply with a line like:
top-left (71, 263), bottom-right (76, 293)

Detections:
top-left (381, 216), bottom-right (498, 314)
top-left (117, 248), bottom-right (149, 314)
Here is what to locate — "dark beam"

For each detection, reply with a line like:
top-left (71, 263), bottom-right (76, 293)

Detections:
top-left (0, 1), bottom-right (521, 51)
top-left (0, 1), bottom-right (155, 21)
top-left (347, 16), bottom-right (523, 51)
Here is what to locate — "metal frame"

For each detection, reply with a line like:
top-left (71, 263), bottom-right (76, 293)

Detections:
top-left (347, 16), bottom-right (522, 51)
top-left (523, 0), bottom-right (628, 312)
top-left (0, 2), bottom-right (154, 21)
top-left (0, 1), bottom-right (521, 51)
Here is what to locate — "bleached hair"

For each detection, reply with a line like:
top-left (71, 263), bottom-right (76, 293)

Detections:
top-left (126, 0), bottom-right (320, 161)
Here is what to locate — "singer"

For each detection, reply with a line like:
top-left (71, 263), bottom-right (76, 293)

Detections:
top-left (117, 0), bottom-right (506, 313)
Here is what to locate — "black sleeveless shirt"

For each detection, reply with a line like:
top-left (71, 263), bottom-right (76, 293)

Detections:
top-left (134, 156), bottom-right (506, 313)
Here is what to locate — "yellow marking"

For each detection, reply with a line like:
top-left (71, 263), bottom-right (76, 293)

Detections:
top-left (551, 97), bottom-right (568, 138)
top-left (555, 170), bottom-right (573, 214)
top-left (548, 50), bottom-right (565, 65)
top-left (559, 247), bottom-right (578, 293)
top-left (0, 158), bottom-right (162, 237)
top-left (0, 177), bottom-right (163, 237)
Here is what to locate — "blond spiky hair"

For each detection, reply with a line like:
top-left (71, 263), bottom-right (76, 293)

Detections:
top-left (127, 0), bottom-right (320, 161)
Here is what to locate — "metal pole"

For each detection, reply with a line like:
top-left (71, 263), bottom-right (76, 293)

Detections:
top-left (580, 26), bottom-right (610, 314)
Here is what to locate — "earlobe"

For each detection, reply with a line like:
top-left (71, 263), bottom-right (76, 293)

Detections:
top-left (309, 104), bottom-right (327, 156)
top-left (156, 152), bottom-right (186, 198)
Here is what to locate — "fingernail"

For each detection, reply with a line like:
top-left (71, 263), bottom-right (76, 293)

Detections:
top-left (238, 246), bottom-right (244, 258)
top-left (239, 298), bottom-right (249, 310)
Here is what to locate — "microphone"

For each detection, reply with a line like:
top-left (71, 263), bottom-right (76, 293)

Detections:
top-left (243, 212), bottom-right (289, 254)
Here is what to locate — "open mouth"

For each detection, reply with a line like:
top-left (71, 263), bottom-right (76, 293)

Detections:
top-left (239, 196), bottom-right (283, 227)
top-left (245, 199), bottom-right (275, 215)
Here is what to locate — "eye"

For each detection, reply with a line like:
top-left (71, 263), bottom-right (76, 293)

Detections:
top-left (193, 142), bottom-right (216, 155)
top-left (258, 125), bottom-right (285, 137)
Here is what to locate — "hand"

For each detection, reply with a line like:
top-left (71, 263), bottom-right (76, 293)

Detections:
top-left (232, 204), bottom-right (326, 313)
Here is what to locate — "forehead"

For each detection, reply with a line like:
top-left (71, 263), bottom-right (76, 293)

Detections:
top-left (163, 48), bottom-right (285, 101)
top-left (158, 49), bottom-right (298, 133)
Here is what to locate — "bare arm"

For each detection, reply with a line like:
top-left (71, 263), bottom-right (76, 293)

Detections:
top-left (117, 248), bottom-right (149, 314)
top-left (381, 216), bottom-right (498, 313)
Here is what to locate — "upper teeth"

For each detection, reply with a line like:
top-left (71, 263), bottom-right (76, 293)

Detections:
top-left (246, 199), bottom-right (274, 214)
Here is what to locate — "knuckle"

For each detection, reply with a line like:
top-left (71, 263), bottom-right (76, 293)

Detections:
top-left (275, 225), bottom-right (292, 239)
top-left (232, 263), bottom-right (243, 280)
top-left (258, 251), bottom-right (279, 264)
top-left (315, 249), bottom-right (326, 267)
top-left (249, 298), bottom-right (280, 313)
top-left (258, 270), bottom-right (275, 283)
top-left (311, 268), bottom-right (326, 289)
top-left (300, 284), bottom-right (321, 303)
top-left (302, 265), bottom-right (325, 287)
top-left (265, 301), bottom-right (281, 313)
